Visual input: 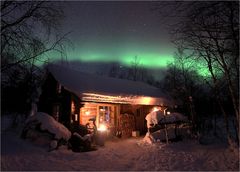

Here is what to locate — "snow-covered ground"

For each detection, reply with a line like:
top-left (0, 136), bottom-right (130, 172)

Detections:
top-left (1, 129), bottom-right (239, 171)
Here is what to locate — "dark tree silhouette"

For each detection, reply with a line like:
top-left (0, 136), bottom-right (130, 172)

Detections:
top-left (1, 1), bottom-right (69, 118)
top-left (1, 0), bottom-right (68, 72)
top-left (155, 1), bottom-right (239, 145)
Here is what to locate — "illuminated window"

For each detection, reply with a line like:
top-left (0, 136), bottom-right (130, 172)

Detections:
top-left (99, 106), bottom-right (112, 124)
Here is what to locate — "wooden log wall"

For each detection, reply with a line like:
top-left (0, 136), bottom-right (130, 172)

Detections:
top-left (80, 103), bottom-right (97, 126)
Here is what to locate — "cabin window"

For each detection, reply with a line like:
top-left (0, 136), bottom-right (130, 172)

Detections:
top-left (56, 83), bottom-right (62, 93)
top-left (80, 103), bottom-right (117, 129)
top-left (80, 103), bottom-right (97, 126)
top-left (98, 106), bottom-right (114, 126)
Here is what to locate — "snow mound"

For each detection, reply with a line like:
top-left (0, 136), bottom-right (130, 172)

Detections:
top-left (137, 132), bottom-right (167, 149)
top-left (144, 132), bottom-right (156, 144)
top-left (26, 112), bottom-right (71, 140)
top-left (140, 132), bottom-right (157, 145)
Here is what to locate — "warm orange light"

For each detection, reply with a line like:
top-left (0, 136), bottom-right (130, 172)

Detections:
top-left (100, 108), bottom-right (105, 112)
top-left (85, 111), bottom-right (90, 115)
top-left (71, 101), bottom-right (75, 113)
top-left (152, 106), bottom-right (160, 112)
top-left (97, 124), bottom-right (107, 131)
top-left (82, 93), bottom-right (166, 106)
top-left (139, 97), bottom-right (152, 105)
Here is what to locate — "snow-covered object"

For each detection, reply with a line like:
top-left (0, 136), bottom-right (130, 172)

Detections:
top-left (73, 132), bottom-right (93, 142)
top-left (145, 111), bottom-right (188, 128)
top-left (26, 112), bottom-right (71, 140)
top-left (145, 111), bottom-right (164, 128)
top-left (142, 132), bottom-right (156, 144)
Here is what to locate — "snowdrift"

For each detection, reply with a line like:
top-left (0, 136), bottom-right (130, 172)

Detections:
top-left (25, 112), bottom-right (71, 140)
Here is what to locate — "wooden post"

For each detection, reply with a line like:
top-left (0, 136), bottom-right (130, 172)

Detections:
top-left (164, 123), bottom-right (169, 144)
top-left (175, 123), bottom-right (178, 139)
top-left (164, 108), bottom-right (169, 144)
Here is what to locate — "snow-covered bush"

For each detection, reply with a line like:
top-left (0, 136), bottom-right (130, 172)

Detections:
top-left (22, 112), bottom-right (72, 151)
top-left (24, 112), bottom-right (71, 140)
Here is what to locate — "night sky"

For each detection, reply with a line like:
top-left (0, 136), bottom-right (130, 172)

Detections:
top-left (53, 1), bottom-right (174, 69)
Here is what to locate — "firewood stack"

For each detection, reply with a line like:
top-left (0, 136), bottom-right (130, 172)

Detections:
top-left (117, 113), bottom-right (135, 138)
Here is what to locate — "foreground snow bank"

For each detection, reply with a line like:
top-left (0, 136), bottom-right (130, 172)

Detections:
top-left (26, 112), bottom-right (71, 140)
top-left (1, 131), bottom-right (239, 171)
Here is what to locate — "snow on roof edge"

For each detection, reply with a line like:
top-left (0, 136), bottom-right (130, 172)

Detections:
top-left (47, 64), bottom-right (174, 106)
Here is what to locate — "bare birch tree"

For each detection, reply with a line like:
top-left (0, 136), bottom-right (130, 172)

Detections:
top-left (1, 0), bottom-right (68, 72)
top-left (155, 1), bottom-right (239, 144)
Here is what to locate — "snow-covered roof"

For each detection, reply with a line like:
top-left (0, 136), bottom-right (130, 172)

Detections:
top-left (47, 64), bottom-right (173, 106)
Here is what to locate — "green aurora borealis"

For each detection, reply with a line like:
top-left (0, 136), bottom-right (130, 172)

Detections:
top-left (64, 47), bottom-right (174, 68)
top-left (50, 46), bottom-right (210, 77)
top-left (47, 1), bottom-right (211, 78)
top-left (48, 38), bottom-right (211, 77)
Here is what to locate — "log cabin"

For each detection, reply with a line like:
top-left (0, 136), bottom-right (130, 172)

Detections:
top-left (38, 64), bottom-right (173, 137)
